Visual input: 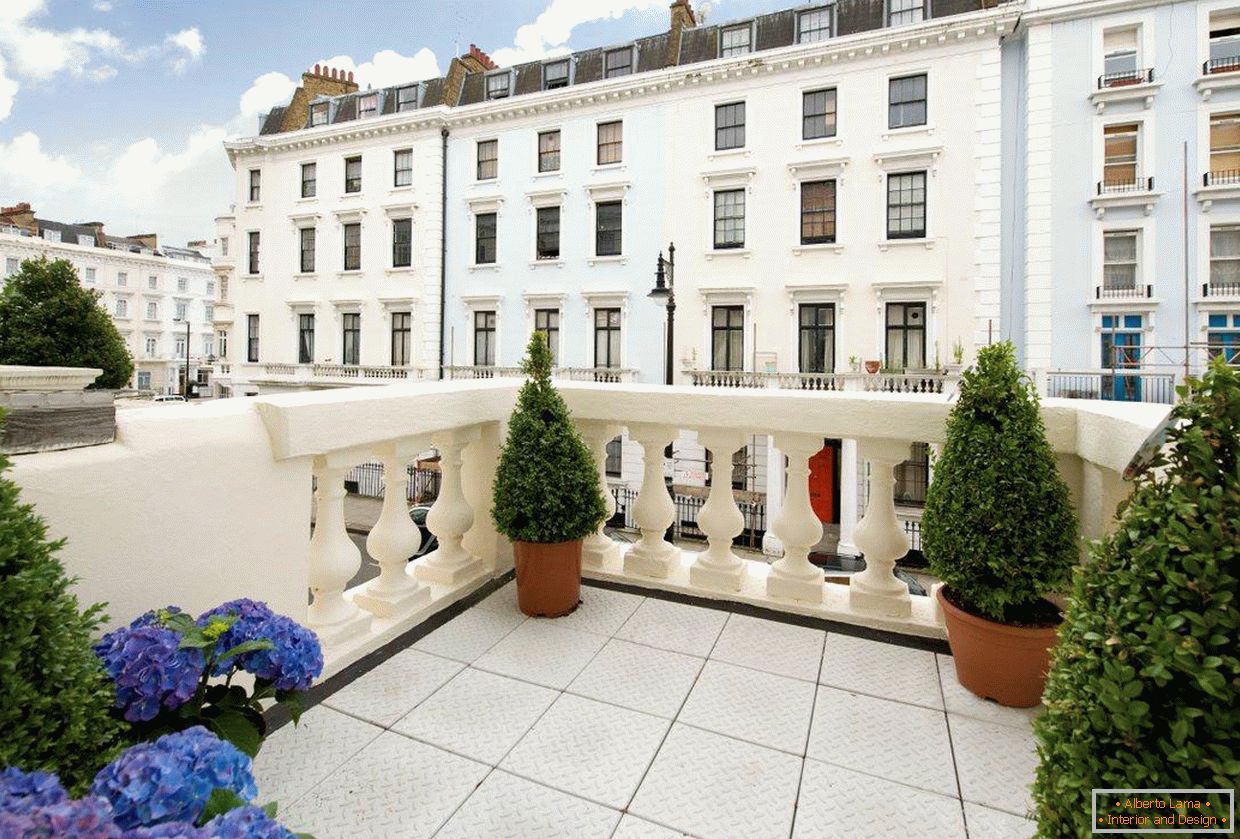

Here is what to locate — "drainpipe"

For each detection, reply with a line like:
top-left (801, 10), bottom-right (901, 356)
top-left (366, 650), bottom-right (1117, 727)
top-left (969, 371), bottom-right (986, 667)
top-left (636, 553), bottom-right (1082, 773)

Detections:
top-left (439, 126), bottom-right (449, 379)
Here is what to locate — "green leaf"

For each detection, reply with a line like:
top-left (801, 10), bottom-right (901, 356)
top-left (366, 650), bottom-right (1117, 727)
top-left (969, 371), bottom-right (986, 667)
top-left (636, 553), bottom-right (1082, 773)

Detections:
top-left (205, 709), bottom-right (264, 757)
top-left (199, 787), bottom-right (249, 824)
top-left (216, 638), bottom-right (274, 663)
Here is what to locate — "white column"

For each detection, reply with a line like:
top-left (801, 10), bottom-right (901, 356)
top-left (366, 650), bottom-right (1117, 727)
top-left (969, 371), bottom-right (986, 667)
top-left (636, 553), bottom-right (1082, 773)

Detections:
top-left (580, 421), bottom-right (622, 570)
top-left (354, 438), bottom-right (432, 618)
top-left (308, 454), bottom-right (372, 645)
top-left (691, 429), bottom-right (748, 591)
top-left (766, 432), bottom-right (825, 603)
top-left (761, 435), bottom-right (785, 557)
top-left (415, 425), bottom-right (485, 585)
top-left (837, 439), bottom-right (860, 556)
top-left (850, 438), bottom-right (913, 617)
top-left (625, 423), bottom-right (678, 578)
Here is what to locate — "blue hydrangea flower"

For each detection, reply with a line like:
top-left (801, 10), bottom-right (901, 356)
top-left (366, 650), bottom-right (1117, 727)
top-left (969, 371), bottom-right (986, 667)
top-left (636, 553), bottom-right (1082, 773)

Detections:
top-left (91, 727), bottom-right (257, 830)
top-left (238, 615), bottom-right (323, 692)
top-left (0, 796), bottom-right (122, 839)
top-left (119, 822), bottom-right (206, 838)
top-left (197, 600), bottom-right (276, 676)
top-left (93, 625), bottom-right (206, 722)
top-left (130, 607), bottom-right (186, 630)
top-left (203, 806), bottom-right (295, 839)
top-left (0, 768), bottom-right (68, 815)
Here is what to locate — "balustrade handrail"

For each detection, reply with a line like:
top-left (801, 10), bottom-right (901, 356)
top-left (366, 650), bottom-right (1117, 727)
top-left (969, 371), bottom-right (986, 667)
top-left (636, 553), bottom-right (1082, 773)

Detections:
top-left (1204, 55), bottom-right (1240, 75)
top-left (1203, 280), bottom-right (1240, 297)
top-left (1097, 176), bottom-right (1154, 195)
top-left (1097, 67), bottom-right (1154, 89)
top-left (1096, 283), bottom-right (1154, 299)
top-left (1204, 168), bottom-right (1240, 187)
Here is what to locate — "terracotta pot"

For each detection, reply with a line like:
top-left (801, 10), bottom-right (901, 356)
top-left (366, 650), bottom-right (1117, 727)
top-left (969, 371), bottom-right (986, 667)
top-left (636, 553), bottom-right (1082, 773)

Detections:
top-left (864, 360), bottom-right (881, 374)
top-left (938, 587), bottom-right (1059, 708)
top-left (513, 539), bottom-right (582, 618)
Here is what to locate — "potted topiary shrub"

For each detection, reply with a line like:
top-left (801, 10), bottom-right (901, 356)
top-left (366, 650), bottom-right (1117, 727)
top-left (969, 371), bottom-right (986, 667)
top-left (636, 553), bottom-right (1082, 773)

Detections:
top-left (1031, 358), bottom-right (1238, 837)
top-left (492, 332), bottom-right (607, 617)
top-left (921, 341), bottom-right (1079, 707)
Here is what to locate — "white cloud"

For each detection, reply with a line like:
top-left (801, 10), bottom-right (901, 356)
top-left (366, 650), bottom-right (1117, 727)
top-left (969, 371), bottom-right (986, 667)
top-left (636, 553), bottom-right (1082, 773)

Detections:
top-left (107, 125), bottom-right (227, 206)
top-left (167, 27), bottom-right (203, 74)
top-left (315, 48), bottom-right (439, 90)
top-left (489, 0), bottom-right (667, 66)
top-left (0, 55), bottom-right (17, 120)
top-left (0, 131), bottom-right (80, 191)
top-left (93, 0), bottom-right (113, 11)
top-left (237, 71), bottom-right (296, 124)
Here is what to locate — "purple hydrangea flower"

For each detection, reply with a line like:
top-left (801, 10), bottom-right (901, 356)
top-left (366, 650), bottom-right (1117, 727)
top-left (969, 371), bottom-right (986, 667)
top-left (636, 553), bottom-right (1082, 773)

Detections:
top-left (120, 823), bottom-right (207, 839)
top-left (237, 615), bottom-right (323, 692)
top-left (203, 806), bottom-right (296, 839)
top-left (197, 600), bottom-right (276, 676)
top-left (93, 625), bottom-right (206, 722)
top-left (91, 727), bottom-right (257, 830)
top-left (0, 796), bottom-right (122, 839)
top-left (0, 768), bottom-right (68, 815)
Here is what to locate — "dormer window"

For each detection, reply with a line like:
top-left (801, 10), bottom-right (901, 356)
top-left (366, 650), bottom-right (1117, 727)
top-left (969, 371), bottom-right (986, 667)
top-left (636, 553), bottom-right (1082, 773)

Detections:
top-left (604, 47), bottom-right (633, 79)
top-left (396, 85), bottom-right (418, 112)
top-left (721, 24), bottom-right (752, 58)
top-left (486, 72), bottom-right (511, 100)
top-left (358, 93), bottom-right (379, 119)
top-left (888, 0), bottom-right (927, 27)
top-left (798, 8), bottom-right (833, 43)
top-left (544, 59), bottom-right (569, 90)
top-left (309, 102), bottom-right (329, 127)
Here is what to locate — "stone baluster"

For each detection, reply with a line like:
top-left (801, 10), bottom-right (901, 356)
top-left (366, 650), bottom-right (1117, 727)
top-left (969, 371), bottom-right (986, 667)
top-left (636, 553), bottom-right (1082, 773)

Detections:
top-left (308, 454), bottom-right (372, 645)
top-left (354, 438), bottom-right (433, 618)
top-left (850, 439), bottom-right (913, 617)
top-left (415, 425), bottom-right (485, 585)
top-left (580, 421), bottom-right (622, 569)
top-left (625, 423), bottom-right (678, 578)
top-left (767, 432), bottom-right (825, 602)
top-left (691, 429), bottom-right (748, 591)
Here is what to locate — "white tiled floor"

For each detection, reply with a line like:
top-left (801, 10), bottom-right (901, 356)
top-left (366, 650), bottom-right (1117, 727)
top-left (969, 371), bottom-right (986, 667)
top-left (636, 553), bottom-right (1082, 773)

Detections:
top-left (259, 581), bottom-right (1039, 839)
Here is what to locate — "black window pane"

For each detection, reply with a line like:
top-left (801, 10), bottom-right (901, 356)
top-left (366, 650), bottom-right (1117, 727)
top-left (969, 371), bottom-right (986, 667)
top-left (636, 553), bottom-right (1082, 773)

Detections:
top-left (341, 313), bottom-right (360, 365)
top-left (713, 189), bottom-right (745, 249)
top-left (343, 223), bottom-right (361, 270)
top-left (391, 312), bottom-right (411, 366)
top-left (475, 213), bottom-right (497, 264)
top-left (715, 102), bottom-right (746, 150)
top-left (596, 202), bottom-right (622, 256)
top-left (544, 60), bottom-right (569, 89)
top-left (538, 131), bottom-right (561, 172)
top-left (536, 206), bottom-right (561, 260)
top-left (344, 156), bottom-right (362, 192)
top-left (477, 140), bottom-right (498, 180)
top-left (800, 180), bottom-right (837, 244)
top-left (802, 88), bottom-right (837, 140)
top-left (886, 171), bottom-right (927, 239)
top-left (299, 227), bottom-right (316, 273)
top-left (392, 218), bottom-right (412, 268)
top-left (711, 305), bottom-right (744, 371)
top-left (889, 74), bottom-right (928, 129)
top-left (594, 307), bottom-right (621, 367)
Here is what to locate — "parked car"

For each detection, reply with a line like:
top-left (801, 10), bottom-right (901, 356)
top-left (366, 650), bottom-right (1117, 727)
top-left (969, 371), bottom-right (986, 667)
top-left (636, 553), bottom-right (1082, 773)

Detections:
top-left (407, 506), bottom-right (437, 559)
top-left (152, 394), bottom-right (187, 403)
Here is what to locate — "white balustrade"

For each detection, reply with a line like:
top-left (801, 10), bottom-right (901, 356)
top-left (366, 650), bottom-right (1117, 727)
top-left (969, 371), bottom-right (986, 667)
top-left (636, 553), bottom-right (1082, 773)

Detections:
top-left (580, 421), bottom-right (622, 569)
top-left (354, 438), bottom-right (432, 618)
top-left (625, 423), bottom-right (678, 578)
top-left (690, 429), bottom-right (749, 591)
top-left (415, 425), bottom-right (485, 585)
top-left (766, 432), bottom-right (826, 603)
top-left (850, 439), bottom-right (914, 617)
top-left (308, 453), bottom-right (372, 645)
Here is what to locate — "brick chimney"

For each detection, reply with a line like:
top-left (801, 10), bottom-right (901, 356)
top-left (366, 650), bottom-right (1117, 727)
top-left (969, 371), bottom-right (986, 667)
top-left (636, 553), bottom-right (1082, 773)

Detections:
top-left (668, 0), bottom-right (697, 66)
top-left (278, 64), bottom-right (360, 133)
top-left (463, 44), bottom-right (498, 72)
top-left (128, 233), bottom-right (158, 251)
top-left (0, 202), bottom-right (37, 234)
top-left (442, 44), bottom-right (497, 106)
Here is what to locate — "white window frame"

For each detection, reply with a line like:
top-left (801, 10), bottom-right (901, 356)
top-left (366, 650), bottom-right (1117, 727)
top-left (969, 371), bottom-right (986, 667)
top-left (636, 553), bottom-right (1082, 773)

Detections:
top-left (720, 23), bottom-right (754, 58)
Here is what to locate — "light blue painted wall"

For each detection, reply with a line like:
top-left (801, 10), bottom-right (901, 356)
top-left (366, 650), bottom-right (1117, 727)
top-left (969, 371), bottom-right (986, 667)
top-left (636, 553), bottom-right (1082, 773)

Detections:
top-left (1000, 32), bottom-right (1028, 365)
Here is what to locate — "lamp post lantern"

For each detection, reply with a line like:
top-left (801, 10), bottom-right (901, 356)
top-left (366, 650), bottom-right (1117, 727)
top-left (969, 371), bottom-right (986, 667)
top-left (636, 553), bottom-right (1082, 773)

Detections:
top-left (648, 242), bottom-right (676, 386)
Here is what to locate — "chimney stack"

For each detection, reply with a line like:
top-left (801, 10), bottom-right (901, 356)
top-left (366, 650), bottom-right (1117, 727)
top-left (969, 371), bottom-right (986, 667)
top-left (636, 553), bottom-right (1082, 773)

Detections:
top-left (667, 0), bottom-right (697, 66)
top-left (0, 202), bottom-right (37, 235)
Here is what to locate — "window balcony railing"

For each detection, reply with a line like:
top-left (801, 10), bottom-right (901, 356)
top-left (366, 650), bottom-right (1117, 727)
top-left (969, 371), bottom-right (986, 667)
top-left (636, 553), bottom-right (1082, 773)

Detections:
top-left (252, 362), bottom-right (426, 384)
top-left (1097, 176), bottom-right (1154, 195)
top-left (11, 377), bottom-right (1171, 678)
top-left (445, 365), bottom-right (638, 383)
top-left (1098, 68), bottom-right (1154, 89)
top-left (1203, 281), bottom-right (1240, 298)
top-left (1095, 284), bottom-right (1153, 300)
top-left (1043, 369), bottom-right (1176, 405)
top-left (689, 370), bottom-right (958, 395)
top-left (1203, 169), bottom-right (1240, 187)
top-left (1204, 55), bottom-right (1240, 75)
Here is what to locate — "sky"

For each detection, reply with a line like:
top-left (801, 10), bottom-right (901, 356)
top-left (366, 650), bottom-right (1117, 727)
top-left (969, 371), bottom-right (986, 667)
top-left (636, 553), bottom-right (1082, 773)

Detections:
top-left (0, 0), bottom-right (793, 247)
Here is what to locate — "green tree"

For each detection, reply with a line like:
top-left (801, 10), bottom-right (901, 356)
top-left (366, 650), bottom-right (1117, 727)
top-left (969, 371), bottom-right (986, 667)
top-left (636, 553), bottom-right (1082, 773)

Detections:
top-left (921, 341), bottom-right (1079, 622)
top-left (492, 332), bottom-right (607, 544)
top-left (0, 257), bottom-right (134, 389)
top-left (1032, 358), bottom-right (1240, 838)
top-left (0, 411), bottom-right (126, 792)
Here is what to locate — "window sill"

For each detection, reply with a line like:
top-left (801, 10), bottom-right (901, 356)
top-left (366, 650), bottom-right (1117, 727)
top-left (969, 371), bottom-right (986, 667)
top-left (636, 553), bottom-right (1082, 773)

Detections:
top-left (243, 274), bottom-right (263, 281)
top-left (293, 273), bottom-right (318, 281)
top-left (795, 136), bottom-right (843, 152)
top-left (705, 248), bottom-right (751, 260)
top-left (337, 270), bottom-right (364, 278)
top-left (587, 254), bottom-right (627, 266)
top-left (388, 185), bottom-right (415, 194)
top-left (385, 266), bottom-right (416, 275)
top-left (295, 196), bottom-right (317, 204)
top-left (792, 243), bottom-right (843, 255)
top-left (707, 147), bottom-right (751, 162)
top-left (244, 202), bottom-right (262, 210)
top-left (531, 170), bottom-right (563, 180)
top-left (472, 178), bottom-right (501, 188)
top-left (878, 237), bottom-right (935, 251)
top-left (530, 259), bottom-right (564, 268)
top-left (880, 124), bottom-right (935, 142)
top-left (591, 163), bottom-right (626, 176)
top-left (468, 263), bottom-right (501, 272)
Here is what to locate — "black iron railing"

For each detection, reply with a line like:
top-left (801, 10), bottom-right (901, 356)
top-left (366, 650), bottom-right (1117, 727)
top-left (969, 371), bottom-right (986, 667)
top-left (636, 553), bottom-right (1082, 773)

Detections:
top-left (1204, 281), bottom-right (1240, 298)
top-left (1046, 371), bottom-right (1176, 405)
top-left (1204, 55), bottom-right (1240, 75)
top-left (1098, 68), bottom-right (1154, 89)
top-left (1096, 284), bottom-right (1153, 299)
top-left (346, 463), bottom-right (442, 504)
top-left (609, 486), bottom-right (767, 550)
top-left (1097, 177), bottom-right (1153, 195)
top-left (1204, 169), bottom-right (1240, 187)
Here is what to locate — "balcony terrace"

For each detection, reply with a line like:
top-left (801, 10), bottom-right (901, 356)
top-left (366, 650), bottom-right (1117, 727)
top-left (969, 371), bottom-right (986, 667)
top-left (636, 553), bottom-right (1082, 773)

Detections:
top-left (8, 378), bottom-right (1170, 838)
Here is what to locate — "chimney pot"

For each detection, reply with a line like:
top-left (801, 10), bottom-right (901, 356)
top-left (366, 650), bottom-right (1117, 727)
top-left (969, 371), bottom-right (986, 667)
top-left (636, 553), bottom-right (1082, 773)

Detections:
top-left (314, 63), bottom-right (320, 74)
top-left (347, 71), bottom-right (354, 82)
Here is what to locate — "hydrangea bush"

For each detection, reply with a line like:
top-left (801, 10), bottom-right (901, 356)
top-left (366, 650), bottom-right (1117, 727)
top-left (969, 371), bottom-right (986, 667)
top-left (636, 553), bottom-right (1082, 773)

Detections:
top-left (0, 730), bottom-right (310, 838)
top-left (93, 600), bottom-right (323, 757)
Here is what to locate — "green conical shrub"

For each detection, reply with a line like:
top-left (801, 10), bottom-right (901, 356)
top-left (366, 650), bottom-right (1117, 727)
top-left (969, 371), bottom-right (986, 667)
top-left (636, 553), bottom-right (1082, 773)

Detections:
top-left (1032, 358), bottom-right (1240, 837)
top-left (0, 412), bottom-right (125, 792)
top-left (492, 333), bottom-right (607, 544)
top-left (921, 341), bottom-right (1079, 622)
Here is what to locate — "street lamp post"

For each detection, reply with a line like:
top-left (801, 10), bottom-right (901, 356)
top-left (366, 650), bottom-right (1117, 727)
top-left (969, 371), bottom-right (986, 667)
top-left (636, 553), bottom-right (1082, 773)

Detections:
top-left (174, 317), bottom-right (191, 398)
top-left (648, 242), bottom-right (676, 386)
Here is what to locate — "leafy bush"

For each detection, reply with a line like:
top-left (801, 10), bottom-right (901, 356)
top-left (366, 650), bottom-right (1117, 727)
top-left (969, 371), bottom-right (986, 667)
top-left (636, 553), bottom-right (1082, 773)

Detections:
top-left (0, 257), bottom-right (134, 389)
top-left (0, 411), bottom-right (126, 793)
top-left (492, 332), bottom-right (607, 544)
top-left (921, 341), bottom-right (1078, 622)
top-left (1031, 358), bottom-right (1240, 838)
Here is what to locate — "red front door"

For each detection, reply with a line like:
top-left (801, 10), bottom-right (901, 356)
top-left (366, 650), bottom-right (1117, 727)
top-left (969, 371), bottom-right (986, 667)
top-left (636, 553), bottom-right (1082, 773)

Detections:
top-left (808, 441), bottom-right (840, 525)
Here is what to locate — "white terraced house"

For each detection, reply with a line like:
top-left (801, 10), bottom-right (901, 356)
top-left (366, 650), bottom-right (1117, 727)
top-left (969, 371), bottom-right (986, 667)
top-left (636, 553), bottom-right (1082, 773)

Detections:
top-left (215, 0), bottom-right (1020, 565)
top-left (0, 202), bottom-right (216, 395)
